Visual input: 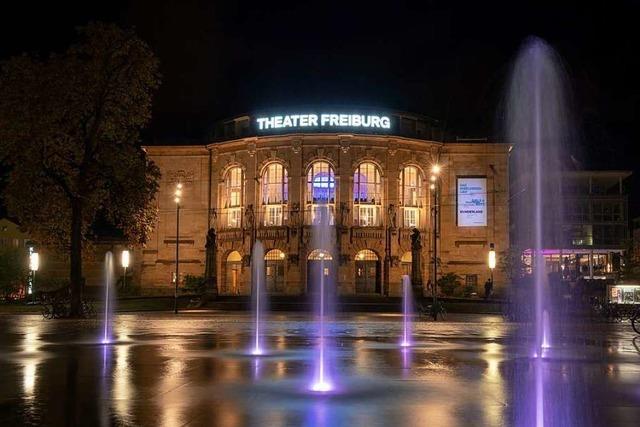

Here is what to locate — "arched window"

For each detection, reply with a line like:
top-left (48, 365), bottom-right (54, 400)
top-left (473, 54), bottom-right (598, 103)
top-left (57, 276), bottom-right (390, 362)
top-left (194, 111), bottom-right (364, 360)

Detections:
top-left (353, 162), bottom-right (382, 226)
top-left (399, 166), bottom-right (423, 228)
top-left (262, 163), bottom-right (288, 226)
top-left (223, 167), bottom-right (244, 228)
top-left (307, 249), bottom-right (333, 260)
top-left (224, 251), bottom-right (242, 295)
top-left (355, 249), bottom-right (381, 294)
top-left (306, 161), bottom-right (336, 225)
top-left (264, 249), bottom-right (286, 293)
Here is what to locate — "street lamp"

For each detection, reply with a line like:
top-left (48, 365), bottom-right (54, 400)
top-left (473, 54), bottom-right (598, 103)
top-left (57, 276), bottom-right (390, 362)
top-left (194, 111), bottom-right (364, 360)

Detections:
top-left (488, 243), bottom-right (496, 284)
top-left (430, 164), bottom-right (441, 320)
top-left (174, 183), bottom-right (182, 314)
top-left (121, 250), bottom-right (130, 290)
top-left (28, 249), bottom-right (39, 296)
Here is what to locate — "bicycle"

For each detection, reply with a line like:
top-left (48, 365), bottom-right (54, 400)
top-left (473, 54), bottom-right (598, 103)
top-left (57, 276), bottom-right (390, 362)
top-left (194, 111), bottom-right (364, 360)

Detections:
top-left (631, 307), bottom-right (640, 335)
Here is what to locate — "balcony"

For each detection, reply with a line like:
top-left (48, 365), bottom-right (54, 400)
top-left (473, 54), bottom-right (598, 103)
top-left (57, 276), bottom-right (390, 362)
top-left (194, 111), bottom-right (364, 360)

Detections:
top-left (257, 227), bottom-right (289, 242)
top-left (350, 226), bottom-right (384, 241)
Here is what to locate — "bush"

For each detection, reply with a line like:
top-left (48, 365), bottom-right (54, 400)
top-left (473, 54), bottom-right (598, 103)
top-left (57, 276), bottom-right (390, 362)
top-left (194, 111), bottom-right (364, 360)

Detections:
top-left (438, 273), bottom-right (462, 297)
top-left (183, 275), bottom-right (205, 294)
top-left (462, 283), bottom-right (476, 298)
top-left (0, 246), bottom-right (27, 299)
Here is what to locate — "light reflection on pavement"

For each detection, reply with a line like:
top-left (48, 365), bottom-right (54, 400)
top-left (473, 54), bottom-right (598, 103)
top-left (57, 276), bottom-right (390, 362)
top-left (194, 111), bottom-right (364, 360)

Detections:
top-left (0, 312), bottom-right (638, 426)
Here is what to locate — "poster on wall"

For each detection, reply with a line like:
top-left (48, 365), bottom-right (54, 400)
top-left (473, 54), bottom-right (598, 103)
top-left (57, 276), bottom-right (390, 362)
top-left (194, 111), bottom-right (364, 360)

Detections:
top-left (457, 177), bottom-right (487, 227)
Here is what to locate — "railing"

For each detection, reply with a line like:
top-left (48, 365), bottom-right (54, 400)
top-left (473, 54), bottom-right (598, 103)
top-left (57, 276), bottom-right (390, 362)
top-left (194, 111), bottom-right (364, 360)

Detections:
top-left (257, 227), bottom-right (289, 241)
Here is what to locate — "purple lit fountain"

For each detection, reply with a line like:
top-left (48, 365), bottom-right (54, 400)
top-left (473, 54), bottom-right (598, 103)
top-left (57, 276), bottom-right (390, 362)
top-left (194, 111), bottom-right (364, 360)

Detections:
top-left (506, 37), bottom-right (589, 426)
top-left (251, 241), bottom-right (267, 356)
top-left (309, 207), bottom-right (335, 393)
top-left (102, 251), bottom-right (115, 344)
top-left (400, 275), bottom-right (412, 347)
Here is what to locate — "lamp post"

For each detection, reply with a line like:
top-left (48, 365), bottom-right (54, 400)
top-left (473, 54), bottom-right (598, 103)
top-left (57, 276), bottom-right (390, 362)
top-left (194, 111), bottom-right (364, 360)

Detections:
top-left (121, 250), bottom-right (130, 290)
top-left (430, 164), bottom-right (441, 320)
top-left (28, 249), bottom-right (39, 298)
top-left (174, 183), bottom-right (183, 314)
top-left (488, 243), bottom-right (496, 286)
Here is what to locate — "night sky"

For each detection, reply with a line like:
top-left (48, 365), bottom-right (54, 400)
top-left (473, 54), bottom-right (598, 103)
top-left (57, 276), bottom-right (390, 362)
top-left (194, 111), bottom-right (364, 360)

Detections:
top-left (1, 0), bottom-right (639, 214)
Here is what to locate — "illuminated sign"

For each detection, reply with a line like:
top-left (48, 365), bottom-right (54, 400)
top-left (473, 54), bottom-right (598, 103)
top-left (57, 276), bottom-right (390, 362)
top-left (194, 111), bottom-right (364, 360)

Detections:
top-left (457, 177), bottom-right (487, 227)
top-left (256, 113), bottom-right (391, 131)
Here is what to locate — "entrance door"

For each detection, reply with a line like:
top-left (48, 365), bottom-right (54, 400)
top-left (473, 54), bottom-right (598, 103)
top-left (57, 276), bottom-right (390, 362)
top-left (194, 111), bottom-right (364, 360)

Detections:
top-left (355, 249), bottom-right (380, 294)
top-left (307, 250), bottom-right (334, 294)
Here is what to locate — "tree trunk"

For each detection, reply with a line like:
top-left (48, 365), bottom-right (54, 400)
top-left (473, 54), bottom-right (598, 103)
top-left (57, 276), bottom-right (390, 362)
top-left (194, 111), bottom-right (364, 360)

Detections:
top-left (69, 199), bottom-right (83, 317)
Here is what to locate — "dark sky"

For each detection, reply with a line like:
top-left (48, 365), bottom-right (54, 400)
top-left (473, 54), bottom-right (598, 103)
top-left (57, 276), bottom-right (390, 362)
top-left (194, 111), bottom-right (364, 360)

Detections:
top-left (1, 0), bottom-right (639, 213)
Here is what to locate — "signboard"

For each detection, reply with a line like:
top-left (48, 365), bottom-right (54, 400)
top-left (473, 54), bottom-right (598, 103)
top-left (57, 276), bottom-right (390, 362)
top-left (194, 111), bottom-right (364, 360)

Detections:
top-left (256, 113), bottom-right (392, 132)
top-left (457, 177), bottom-right (487, 227)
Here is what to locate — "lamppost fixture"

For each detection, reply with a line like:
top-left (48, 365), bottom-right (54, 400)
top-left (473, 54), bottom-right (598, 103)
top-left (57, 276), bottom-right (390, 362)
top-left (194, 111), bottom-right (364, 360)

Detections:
top-left (28, 249), bottom-right (39, 296)
top-left (488, 243), bottom-right (496, 284)
top-left (174, 183), bottom-right (182, 314)
top-left (430, 164), bottom-right (441, 320)
top-left (121, 250), bottom-right (130, 290)
top-left (173, 182), bottom-right (182, 314)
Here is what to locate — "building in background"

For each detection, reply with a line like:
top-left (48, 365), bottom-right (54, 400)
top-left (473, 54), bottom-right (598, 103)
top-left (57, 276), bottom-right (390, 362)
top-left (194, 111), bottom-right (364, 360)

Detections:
top-left (513, 170), bottom-right (633, 301)
top-left (0, 218), bottom-right (31, 250)
top-left (138, 109), bottom-right (510, 298)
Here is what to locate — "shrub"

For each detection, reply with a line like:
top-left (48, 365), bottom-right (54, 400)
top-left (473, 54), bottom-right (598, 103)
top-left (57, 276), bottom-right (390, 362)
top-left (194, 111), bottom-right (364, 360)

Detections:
top-left (183, 275), bottom-right (205, 294)
top-left (0, 246), bottom-right (27, 298)
top-left (438, 273), bottom-right (462, 296)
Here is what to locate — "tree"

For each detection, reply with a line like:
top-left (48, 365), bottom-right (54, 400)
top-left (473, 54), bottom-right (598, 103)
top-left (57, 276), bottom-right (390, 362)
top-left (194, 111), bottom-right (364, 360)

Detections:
top-left (499, 247), bottom-right (528, 284)
top-left (0, 22), bottom-right (161, 316)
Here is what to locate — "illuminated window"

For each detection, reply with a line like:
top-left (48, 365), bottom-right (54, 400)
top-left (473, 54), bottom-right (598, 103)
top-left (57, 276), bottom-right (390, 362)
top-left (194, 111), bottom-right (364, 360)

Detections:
top-left (307, 249), bottom-right (333, 260)
top-left (223, 167), bottom-right (244, 228)
top-left (262, 163), bottom-right (288, 226)
top-left (353, 162), bottom-right (382, 226)
top-left (306, 161), bottom-right (335, 224)
top-left (399, 166), bottom-right (423, 228)
top-left (403, 207), bottom-right (419, 228)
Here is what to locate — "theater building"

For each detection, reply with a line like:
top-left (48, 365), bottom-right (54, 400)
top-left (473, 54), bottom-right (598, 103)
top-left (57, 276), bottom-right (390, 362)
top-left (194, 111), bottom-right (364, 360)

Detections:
top-left (136, 110), bottom-right (510, 298)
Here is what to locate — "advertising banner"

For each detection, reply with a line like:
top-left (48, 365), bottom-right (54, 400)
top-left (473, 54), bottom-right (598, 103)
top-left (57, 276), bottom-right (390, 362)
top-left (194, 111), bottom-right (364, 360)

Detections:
top-left (457, 177), bottom-right (487, 227)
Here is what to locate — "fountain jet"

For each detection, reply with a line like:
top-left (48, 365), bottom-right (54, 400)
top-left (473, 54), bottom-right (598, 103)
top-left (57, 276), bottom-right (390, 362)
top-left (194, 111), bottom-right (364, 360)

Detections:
top-left (400, 275), bottom-right (412, 347)
top-left (102, 251), bottom-right (115, 344)
top-left (506, 36), bottom-right (573, 427)
top-left (309, 207), bottom-right (335, 393)
top-left (251, 241), bottom-right (266, 356)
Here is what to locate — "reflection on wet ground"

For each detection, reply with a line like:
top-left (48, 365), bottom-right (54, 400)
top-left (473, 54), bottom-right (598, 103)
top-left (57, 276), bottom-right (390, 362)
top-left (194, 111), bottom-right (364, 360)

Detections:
top-left (0, 312), bottom-right (639, 426)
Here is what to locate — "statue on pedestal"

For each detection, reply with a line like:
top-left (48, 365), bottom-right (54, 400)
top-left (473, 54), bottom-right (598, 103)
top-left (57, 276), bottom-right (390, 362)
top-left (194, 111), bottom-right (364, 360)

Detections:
top-left (410, 228), bottom-right (423, 293)
top-left (204, 228), bottom-right (217, 295)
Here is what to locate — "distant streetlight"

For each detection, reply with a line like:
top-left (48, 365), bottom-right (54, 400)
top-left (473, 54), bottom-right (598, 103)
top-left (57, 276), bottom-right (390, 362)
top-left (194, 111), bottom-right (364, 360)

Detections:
top-left (121, 250), bottom-right (130, 290)
top-left (28, 249), bottom-right (39, 296)
top-left (488, 243), bottom-right (496, 283)
top-left (174, 183), bottom-right (183, 314)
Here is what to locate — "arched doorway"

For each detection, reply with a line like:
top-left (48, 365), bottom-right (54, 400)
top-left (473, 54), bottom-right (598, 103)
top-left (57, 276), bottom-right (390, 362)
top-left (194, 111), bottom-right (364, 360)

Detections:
top-left (307, 249), bottom-right (335, 294)
top-left (265, 249), bottom-right (286, 293)
top-left (401, 251), bottom-right (412, 277)
top-left (355, 249), bottom-right (381, 294)
top-left (224, 251), bottom-right (242, 295)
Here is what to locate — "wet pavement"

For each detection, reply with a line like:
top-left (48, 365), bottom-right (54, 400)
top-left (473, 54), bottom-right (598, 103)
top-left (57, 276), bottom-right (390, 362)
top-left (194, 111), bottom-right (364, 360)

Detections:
top-left (0, 312), bottom-right (639, 426)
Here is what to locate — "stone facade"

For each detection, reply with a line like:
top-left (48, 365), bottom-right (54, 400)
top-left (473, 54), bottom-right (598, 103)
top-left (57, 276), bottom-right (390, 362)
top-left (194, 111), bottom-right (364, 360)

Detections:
top-left (138, 133), bottom-right (510, 297)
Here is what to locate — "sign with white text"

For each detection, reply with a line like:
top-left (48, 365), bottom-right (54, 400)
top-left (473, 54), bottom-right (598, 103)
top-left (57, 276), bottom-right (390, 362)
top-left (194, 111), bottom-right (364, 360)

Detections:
top-left (256, 113), bottom-right (392, 132)
top-left (457, 177), bottom-right (487, 227)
